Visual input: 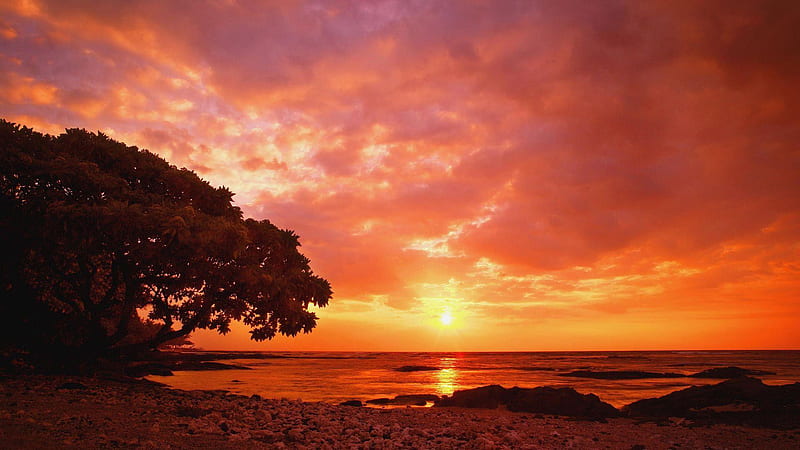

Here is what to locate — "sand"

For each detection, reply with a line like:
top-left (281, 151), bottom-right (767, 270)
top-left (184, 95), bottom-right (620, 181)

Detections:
top-left (1, 374), bottom-right (798, 449)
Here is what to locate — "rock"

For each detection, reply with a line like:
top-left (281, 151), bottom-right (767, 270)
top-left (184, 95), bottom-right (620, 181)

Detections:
top-left (623, 377), bottom-right (800, 428)
top-left (57, 382), bottom-right (88, 390)
top-left (394, 365), bottom-right (439, 372)
top-left (125, 363), bottom-right (174, 377)
top-left (475, 436), bottom-right (495, 448)
top-left (436, 385), bottom-right (509, 409)
top-left (252, 429), bottom-right (278, 440)
top-left (435, 385), bottom-right (620, 418)
top-left (173, 361), bottom-right (252, 371)
top-left (365, 394), bottom-right (439, 406)
top-left (228, 431), bottom-right (251, 441)
top-left (254, 409), bottom-right (271, 421)
top-left (394, 394), bottom-right (439, 404)
top-left (340, 400), bottom-right (363, 407)
top-left (505, 431), bottom-right (522, 443)
top-left (625, 377), bottom-right (784, 416)
top-left (559, 370), bottom-right (685, 380)
top-left (689, 366), bottom-right (776, 379)
top-left (174, 406), bottom-right (210, 418)
top-left (287, 427), bottom-right (305, 441)
top-left (505, 386), bottom-right (621, 418)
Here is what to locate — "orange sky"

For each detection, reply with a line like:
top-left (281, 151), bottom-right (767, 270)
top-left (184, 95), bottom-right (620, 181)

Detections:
top-left (1, 0), bottom-right (798, 351)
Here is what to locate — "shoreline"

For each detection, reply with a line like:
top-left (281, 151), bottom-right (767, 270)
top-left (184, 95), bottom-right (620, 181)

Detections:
top-left (136, 350), bottom-right (800, 411)
top-left (2, 374), bottom-right (799, 449)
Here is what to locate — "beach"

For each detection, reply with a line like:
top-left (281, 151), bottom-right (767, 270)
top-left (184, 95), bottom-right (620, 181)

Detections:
top-left (2, 374), bottom-right (798, 449)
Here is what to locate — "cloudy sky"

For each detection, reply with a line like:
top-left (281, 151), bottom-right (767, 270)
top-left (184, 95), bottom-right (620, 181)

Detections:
top-left (2, 0), bottom-right (798, 350)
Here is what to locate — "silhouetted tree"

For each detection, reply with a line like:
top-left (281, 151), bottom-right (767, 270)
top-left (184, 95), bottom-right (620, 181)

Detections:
top-left (120, 317), bottom-right (194, 350)
top-left (0, 120), bottom-right (331, 369)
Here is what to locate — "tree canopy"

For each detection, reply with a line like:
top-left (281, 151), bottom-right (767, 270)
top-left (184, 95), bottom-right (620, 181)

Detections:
top-left (0, 119), bottom-right (331, 368)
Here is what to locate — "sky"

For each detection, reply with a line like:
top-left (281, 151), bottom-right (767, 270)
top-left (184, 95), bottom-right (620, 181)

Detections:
top-left (1, 0), bottom-right (799, 351)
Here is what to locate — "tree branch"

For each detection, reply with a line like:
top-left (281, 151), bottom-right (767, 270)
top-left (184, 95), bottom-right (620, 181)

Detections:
top-left (148, 300), bottom-right (215, 348)
top-left (105, 265), bottom-right (139, 346)
top-left (94, 254), bottom-right (121, 312)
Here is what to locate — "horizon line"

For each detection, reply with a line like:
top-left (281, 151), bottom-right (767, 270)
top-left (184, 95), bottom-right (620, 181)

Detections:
top-left (184, 348), bottom-right (800, 353)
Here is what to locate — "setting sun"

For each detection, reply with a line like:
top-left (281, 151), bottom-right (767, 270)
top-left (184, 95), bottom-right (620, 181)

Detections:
top-left (439, 311), bottom-right (453, 327)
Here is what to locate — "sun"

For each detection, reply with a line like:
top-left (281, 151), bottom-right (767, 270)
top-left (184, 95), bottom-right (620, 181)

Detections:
top-left (439, 311), bottom-right (453, 326)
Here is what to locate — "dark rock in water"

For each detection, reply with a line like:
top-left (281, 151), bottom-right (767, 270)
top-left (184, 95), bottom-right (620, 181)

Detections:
top-left (436, 385), bottom-right (509, 409)
top-left (173, 361), bottom-right (252, 371)
top-left (57, 382), bottom-right (88, 390)
top-left (559, 370), bottom-right (685, 380)
top-left (505, 386), bottom-right (621, 418)
top-left (125, 360), bottom-right (250, 377)
top-left (250, 394), bottom-right (262, 401)
top-left (125, 363), bottom-right (174, 377)
top-left (395, 365), bottom-right (439, 372)
top-left (669, 362), bottom-right (724, 367)
top-left (624, 377), bottom-right (800, 429)
top-left (689, 366), bottom-right (776, 379)
top-left (366, 394), bottom-right (438, 406)
top-left (394, 394), bottom-right (439, 404)
top-left (625, 377), bottom-right (779, 416)
top-left (340, 400), bottom-right (363, 407)
top-left (436, 384), bottom-right (620, 418)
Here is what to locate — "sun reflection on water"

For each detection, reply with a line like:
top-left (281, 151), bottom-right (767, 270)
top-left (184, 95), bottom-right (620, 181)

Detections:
top-left (435, 356), bottom-right (460, 396)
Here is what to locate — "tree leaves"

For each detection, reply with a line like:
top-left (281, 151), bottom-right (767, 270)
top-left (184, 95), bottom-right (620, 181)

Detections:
top-left (0, 119), bottom-right (332, 365)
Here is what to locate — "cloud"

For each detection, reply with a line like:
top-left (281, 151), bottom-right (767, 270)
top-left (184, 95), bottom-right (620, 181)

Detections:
top-left (1, 0), bottom-right (798, 349)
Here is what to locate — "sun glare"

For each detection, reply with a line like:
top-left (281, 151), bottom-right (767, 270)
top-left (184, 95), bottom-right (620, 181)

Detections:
top-left (439, 311), bottom-right (453, 326)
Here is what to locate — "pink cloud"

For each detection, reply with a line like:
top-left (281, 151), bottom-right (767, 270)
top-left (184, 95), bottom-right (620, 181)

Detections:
top-left (1, 0), bottom-right (799, 348)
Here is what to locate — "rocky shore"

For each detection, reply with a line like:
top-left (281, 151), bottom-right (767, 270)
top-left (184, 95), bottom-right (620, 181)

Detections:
top-left (2, 374), bottom-right (799, 449)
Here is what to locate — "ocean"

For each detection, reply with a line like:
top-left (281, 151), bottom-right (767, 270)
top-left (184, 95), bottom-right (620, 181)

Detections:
top-left (148, 350), bottom-right (800, 408)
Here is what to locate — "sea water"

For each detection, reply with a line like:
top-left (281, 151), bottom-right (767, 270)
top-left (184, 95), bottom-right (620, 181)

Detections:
top-left (148, 350), bottom-right (800, 408)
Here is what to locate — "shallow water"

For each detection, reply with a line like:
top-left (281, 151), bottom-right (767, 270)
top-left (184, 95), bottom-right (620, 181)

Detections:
top-left (149, 350), bottom-right (800, 407)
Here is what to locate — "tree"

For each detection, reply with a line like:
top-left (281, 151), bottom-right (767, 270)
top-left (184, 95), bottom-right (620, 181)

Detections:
top-left (0, 120), bottom-right (331, 368)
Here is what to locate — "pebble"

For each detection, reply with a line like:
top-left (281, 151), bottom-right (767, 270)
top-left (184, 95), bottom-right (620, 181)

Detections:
top-left (3, 375), bottom-right (795, 449)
